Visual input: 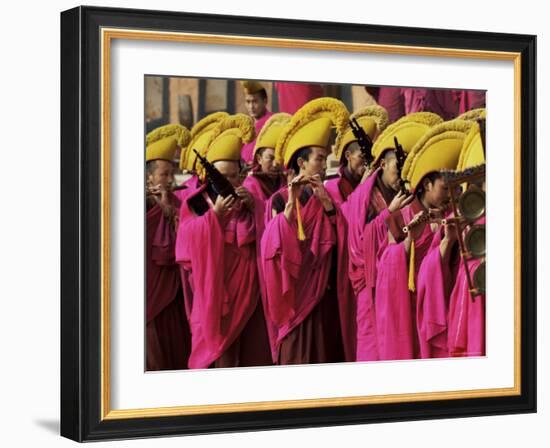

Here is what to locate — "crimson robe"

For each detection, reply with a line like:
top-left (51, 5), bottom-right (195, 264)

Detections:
top-left (241, 110), bottom-right (274, 164)
top-left (324, 169), bottom-right (361, 362)
top-left (345, 169), bottom-right (395, 362)
top-left (401, 88), bottom-right (459, 121)
top-left (175, 185), bottom-right (271, 368)
top-left (146, 195), bottom-right (191, 370)
top-left (274, 82), bottom-right (324, 114)
top-left (261, 187), bottom-right (344, 364)
top-left (375, 198), bottom-right (437, 360)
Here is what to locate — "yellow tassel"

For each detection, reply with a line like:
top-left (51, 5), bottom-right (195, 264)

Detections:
top-left (408, 240), bottom-right (416, 292)
top-left (295, 198), bottom-right (306, 241)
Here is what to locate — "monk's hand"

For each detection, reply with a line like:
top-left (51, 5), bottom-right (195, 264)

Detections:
top-left (388, 190), bottom-right (413, 213)
top-left (360, 164), bottom-right (374, 184)
top-left (310, 174), bottom-right (334, 212)
top-left (213, 194), bottom-right (236, 218)
top-left (235, 186), bottom-right (254, 211)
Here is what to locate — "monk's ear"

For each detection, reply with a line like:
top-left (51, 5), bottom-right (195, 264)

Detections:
top-left (344, 149), bottom-right (351, 163)
top-left (379, 157), bottom-right (386, 170)
top-left (297, 157), bottom-right (306, 169)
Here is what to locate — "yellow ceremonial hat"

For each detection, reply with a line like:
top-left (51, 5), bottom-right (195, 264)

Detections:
top-left (275, 97), bottom-right (350, 168)
top-left (371, 112), bottom-right (443, 165)
top-left (205, 113), bottom-right (255, 164)
top-left (180, 111), bottom-right (229, 171)
top-left (457, 107), bottom-right (486, 122)
top-left (241, 80), bottom-right (265, 95)
top-left (254, 113), bottom-right (291, 155)
top-left (334, 105), bottom-right (389, 161)
top-left (403, 119), bottom-right (473, 191)
top-left (146, 124), bottom-right (191, 162)
top-left (457, 120), bottom-right (486, 170)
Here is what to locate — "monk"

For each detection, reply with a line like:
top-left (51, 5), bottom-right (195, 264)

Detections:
top-left (261, 97), bottom-right (349, 365)
top-left (324, 105), bottom-right (389, 362)
top-left (274, 81), bottom-right (324, 114)
top-left (175, 114), bottom-right (271, 369)
top-left (145, 124), bottom-right (192, 371)
top-left (243, 113), bottom-right (291, 203)
top-left (240, 81), bottom-right (274, 165)
top-left (374, 120), bottom-right (472, 360)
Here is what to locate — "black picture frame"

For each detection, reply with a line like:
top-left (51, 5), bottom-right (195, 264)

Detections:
top-left (60, 5), bottom-right (536, 442)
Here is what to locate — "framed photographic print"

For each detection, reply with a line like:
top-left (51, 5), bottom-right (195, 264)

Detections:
top-left (60, 5), bottom-right (536, 442)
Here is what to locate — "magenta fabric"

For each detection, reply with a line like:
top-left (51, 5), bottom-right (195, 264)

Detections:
top-left (401, 88), bottom-right (459, 121)
top-left (261, 187), bottom-right (336, 362)
top-left (416, 231), bottom-right (452, 359)
top-left (376, 87), bottom-right (406, 122)
top-left (375, 201), bottom-right (436, 360)
top-left (274, 82), bottom-right (324, 115)
top-left (241, 110), bottom-right (274, 164)
top-left (456, 90), bottom-right (486, 115)
top-left (175, 187), bottom-right (260, 368)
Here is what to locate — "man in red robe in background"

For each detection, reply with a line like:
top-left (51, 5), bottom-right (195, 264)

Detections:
top-left (240, 81), bottom-right (274, 165)
top-left (323, 105), bottom-right (389, 362)
top-left (375, 119), bottom-right (473, 360)
top-left (145, 124), bottom-right (192, 370)
top-left (274, 81), bottom-right (324, 115)
top-left (261, 97), bottom-right (349, 365)
top-left (175, 114), bottom-right (272, 369)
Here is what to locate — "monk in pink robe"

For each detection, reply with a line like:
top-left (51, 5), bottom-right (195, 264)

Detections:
top-left (455, 90), bottom-right (486, 116)
top-left (261, 147), bottom-right (344, 365)
top-left (175, 161), bottom-right (271, 369)
top-left (365, 86), bottom-right (405, 123)
top-left (146, 160), bottom-right (191, 371)
top-left (240, 84), bottom-right (273, 164)
top-left (242, 146), bottom-right (286, 203)
top-left (274, 82), bottom-right (324, 115)
top-left (324, 143), bottom-right (369, 362)
top-left (447, 216), bottom-right (486, 357)
top-left (375, 172), bottom-right (452, 360)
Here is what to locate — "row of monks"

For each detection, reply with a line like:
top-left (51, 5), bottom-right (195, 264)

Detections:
top-left (145, 82), bottom-right (486, 371)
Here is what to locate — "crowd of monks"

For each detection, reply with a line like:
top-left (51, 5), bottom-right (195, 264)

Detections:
top-left (145, 80), bottom-right (486, 371)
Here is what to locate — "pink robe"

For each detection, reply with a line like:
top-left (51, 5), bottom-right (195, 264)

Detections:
top-left (242, 170), bottom-right (285, 203)
top-left (345, 169), bottom-right (393, 362)
top-left (175, 185), bottom-right (270, 368)
top-left (274, 82), bottom-right (324, 114)
top-left (366, 86), bottom-right (406, 123)
top-left (415, 230), bottom-right (458, 358)
top-left (447, 217), bottom-right (486, 357)
top-left (261, 187), bottom-right (342, 364)
top-left (455, 90), bottom-right (486, 115)
top-left (241, 110), bottom-right (274, 164)
top-left (324, 172), bottom-right (359, 362)
top-left (146, 197), bottom-right (191, 370)
top-left (375, 199), bottom-right (437, 360)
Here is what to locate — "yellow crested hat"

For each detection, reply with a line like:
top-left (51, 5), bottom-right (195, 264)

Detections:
top-left (371, 112), bottom-right (443, 165)
top-left (457, 120), bottom-right (486, 170)
top-left (254, 112), bottom-right (291, 156)
top-left (241, 80), bottom-right (266, 95)
top-left (205, 113), bottom-right (255, 165)
top-left (457, 107), bottom-right (486, 122)
top-left (275, 97), bottom-right (350, 168)
top-left (146, 124), bottom-right (191, 162)
top-left (334, 105), bottom-right (389, 161)
top-left (180, 112), bottom-right (229, 171)
top-left (403, 119), bottom-right (473, 191)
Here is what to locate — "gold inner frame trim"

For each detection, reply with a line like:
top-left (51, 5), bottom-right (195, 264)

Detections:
top-left (100, 27), bottom-right (522, 421)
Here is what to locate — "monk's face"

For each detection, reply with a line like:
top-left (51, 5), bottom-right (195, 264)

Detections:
top-left (148, 160), bottom-right (174, 189)
top-left (380, 151), bottom-right (400, 191)
top-left (299, 146), bottom-right (327, 179)
top-left (344, 143), bottom-right (366, 179)
top-left (256, 147), bottom-right (278, 174)
top-left (423, 176), bottom-right (450, 208)
top-left (213, 160), bottom-right (241, 188)
top-left (244, 92), bottom-right (267, 119)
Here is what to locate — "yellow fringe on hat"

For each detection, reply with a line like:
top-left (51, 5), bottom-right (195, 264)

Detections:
top-left (333, 105), bottom-right (389, 160)
top-left (181, 112), bottom-right (229, 170)
top-left (254, 112), bottom-right (292, 153)
top-left (402, 119), bottom-right (473, 190)
top-left (146, 124), bottom-right (191, 148)
top-left (241, 80), bottom-right (265, 95)
top-left (371, 112), bottom-right (443, 165)
top-left (457, 108), bottom-right (486, 122)
top-left (408, 241), bottom-right (416, 292)
top-left (275, 97), bottom-right (350, 166)
top-left (206, 113), bottom-right (255, 148)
